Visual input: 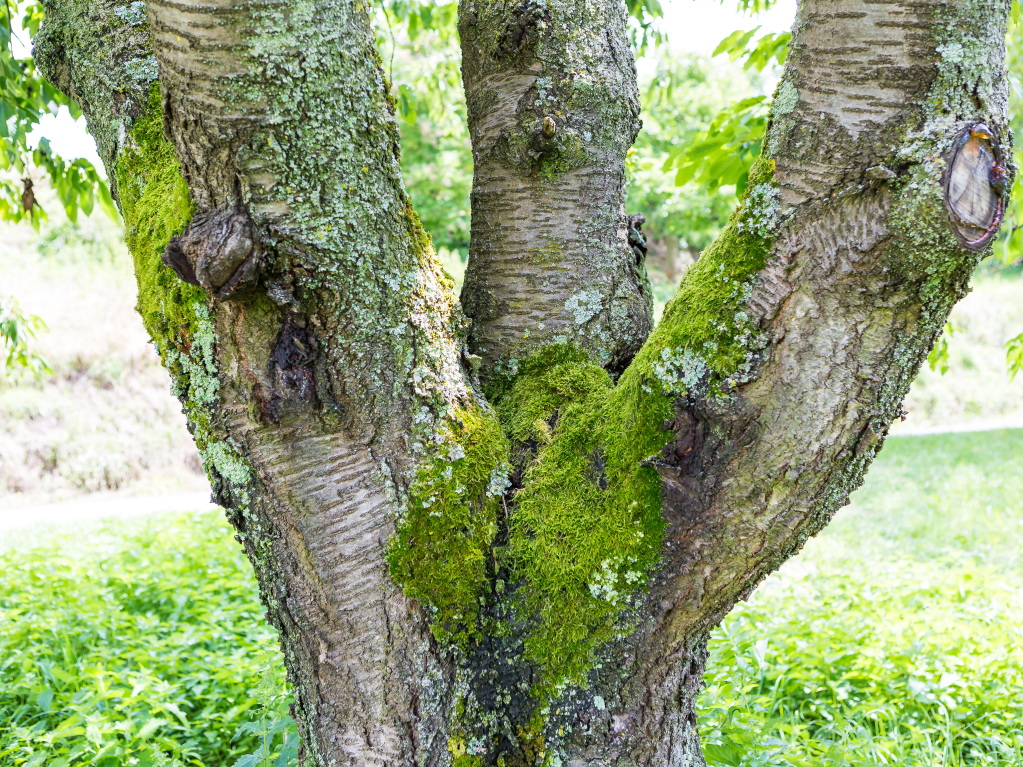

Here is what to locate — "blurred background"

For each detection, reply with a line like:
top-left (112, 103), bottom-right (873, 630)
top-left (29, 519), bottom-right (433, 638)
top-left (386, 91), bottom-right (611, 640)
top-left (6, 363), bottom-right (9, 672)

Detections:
top-left (2, 1), bottom-right (1022, 765)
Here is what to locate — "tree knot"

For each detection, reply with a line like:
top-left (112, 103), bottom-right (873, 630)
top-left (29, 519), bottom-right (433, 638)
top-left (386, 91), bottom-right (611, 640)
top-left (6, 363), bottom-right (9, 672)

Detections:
top-left (161, 208), bottom-right (264, 301)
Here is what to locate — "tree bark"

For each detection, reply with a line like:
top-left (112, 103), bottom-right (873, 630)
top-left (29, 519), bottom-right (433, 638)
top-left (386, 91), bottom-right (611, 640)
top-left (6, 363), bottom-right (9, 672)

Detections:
top-left (33, 0), bottom-right (1011, 765)
top-left (36, 1), bottom-right (471, 763)
top-left (458, 0), bottom-right (653, 377)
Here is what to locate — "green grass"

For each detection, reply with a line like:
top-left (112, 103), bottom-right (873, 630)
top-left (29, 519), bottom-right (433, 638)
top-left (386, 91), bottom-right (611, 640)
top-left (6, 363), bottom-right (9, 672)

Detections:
top-left (0, 513), bottom-right (294, 767)
top-left (701, 429), bottom-right (1023, 766)
top-left (2, 430), bottom-right (1022, 766)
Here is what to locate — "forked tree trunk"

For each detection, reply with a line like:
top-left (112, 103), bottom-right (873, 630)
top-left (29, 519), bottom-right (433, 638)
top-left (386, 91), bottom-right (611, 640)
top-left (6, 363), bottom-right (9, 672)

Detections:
top-left (34, 0), bottom-right (1011, 765)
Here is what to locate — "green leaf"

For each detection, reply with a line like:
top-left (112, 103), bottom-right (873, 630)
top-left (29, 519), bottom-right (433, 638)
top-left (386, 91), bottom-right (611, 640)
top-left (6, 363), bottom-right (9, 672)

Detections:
top-left (713, 27), bottom-right (760, 58)
top-left (928, 322), bottom-right (955, 375)
top-left (1007, 333), bottom-right (1023, 379)
top-left (703, 739), bottom-right (744, 766)
top-left (137, 718), bottom-right (165, 740)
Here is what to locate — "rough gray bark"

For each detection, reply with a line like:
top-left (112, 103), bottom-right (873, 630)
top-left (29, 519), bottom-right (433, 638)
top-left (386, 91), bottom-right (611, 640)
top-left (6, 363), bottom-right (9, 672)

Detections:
top-left (32, 0), bottom-right (1011, 765)
top-left (559, 4), bottom-right (1012, 764)
top-left (36, 1), bottom-right (466, 763)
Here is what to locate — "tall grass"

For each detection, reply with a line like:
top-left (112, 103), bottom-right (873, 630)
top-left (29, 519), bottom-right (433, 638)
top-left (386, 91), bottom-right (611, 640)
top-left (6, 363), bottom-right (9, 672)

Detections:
top-left (0, 513), bottom-right (292, 767)
top-left (701, 430), bottom-right (1023, 766)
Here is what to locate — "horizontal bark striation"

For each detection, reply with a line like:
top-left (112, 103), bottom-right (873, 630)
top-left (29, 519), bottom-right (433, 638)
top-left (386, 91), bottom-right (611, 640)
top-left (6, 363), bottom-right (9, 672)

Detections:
top-left (142, 0), bottom-right (484, 762)
top-left (458, 0), bottom-right (652, 376)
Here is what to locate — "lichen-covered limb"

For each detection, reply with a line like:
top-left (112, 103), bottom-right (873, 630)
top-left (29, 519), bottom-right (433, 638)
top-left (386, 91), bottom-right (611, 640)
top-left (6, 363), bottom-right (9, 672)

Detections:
top-left (35, 0), bottom-right (492, 764)
top-left (646, 0), bottom-right (1011, 648)
top-left (458, 0), bottom-right (653, 377)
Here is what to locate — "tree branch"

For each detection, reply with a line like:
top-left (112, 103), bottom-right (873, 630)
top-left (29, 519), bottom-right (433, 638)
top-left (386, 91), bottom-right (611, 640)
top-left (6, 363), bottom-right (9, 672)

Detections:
top-left (458, 0), bottom-right (653, 377)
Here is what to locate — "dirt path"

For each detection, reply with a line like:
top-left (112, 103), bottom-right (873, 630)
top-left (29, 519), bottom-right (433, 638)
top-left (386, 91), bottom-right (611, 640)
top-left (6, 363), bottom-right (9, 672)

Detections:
top-left (3, 422), bottom-right (1022, 541)
top-left (0, 491), bottom-right (218, 537)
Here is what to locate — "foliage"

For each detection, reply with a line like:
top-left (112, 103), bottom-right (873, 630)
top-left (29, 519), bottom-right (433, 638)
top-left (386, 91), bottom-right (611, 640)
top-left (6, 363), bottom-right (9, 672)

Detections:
top-left (713, 27), bottom-right (790, 72)
top-left (1007, 332), bottom-right (1023, 380)
top-left (375, 4), bottom-right (473, 256)
top-left (0, 0), bottom-right (115, 227)
top-left (0, 293), bottom-right (48, 377)
top-left (926, 321), bottom-right (956, 375)
top-left (230, 661), bottom-right (298, 767)
top-left (701, 428), bottom-right (1023, 766)
top-left (661, 28), bottom-right (788, 197)
top-left (0, 513), bottom-right (294, 767)
top-left (627, 51), bottom-right (757, 252)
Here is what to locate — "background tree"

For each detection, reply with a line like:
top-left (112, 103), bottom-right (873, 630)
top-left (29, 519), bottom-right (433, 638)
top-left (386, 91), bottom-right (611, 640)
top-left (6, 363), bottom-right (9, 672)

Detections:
top-left (6, 0), bottom-right (1013, 765)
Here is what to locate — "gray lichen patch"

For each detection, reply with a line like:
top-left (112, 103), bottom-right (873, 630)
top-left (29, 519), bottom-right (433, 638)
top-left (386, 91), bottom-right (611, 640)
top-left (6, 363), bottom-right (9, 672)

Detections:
top-left (34, 0), bottom-right (159, 189)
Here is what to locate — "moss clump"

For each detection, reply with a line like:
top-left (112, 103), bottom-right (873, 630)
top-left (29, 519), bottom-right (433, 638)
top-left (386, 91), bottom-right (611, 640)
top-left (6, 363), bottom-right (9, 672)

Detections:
top-left (387, 407), bottom-right (511, 646)
top-left (498, 346), bottom-right (662, 697)
top-left (642, 156), bottom-right (778, 397)
top-left (494, 159), bottom-right (781, 698)
top-left (115, 86), bottom-right (200, 351)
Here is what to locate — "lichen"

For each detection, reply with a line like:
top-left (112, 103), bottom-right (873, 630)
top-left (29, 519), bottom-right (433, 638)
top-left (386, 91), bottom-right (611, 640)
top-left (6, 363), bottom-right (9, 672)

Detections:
top-left (773, 80), bottom-right (798, 116)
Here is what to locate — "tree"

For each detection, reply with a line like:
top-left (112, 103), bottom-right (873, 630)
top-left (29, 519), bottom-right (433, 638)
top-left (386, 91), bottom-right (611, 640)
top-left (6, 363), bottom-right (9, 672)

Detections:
top-left (22, 0), bottom-right (1012, 764)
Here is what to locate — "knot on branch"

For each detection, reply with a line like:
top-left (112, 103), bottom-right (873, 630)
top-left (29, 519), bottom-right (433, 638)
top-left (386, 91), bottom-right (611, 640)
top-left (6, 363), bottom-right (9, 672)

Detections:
top-left (944, 122), bottom-right (1008, 251)
top-left (162, 209), bottom-right (263, 301)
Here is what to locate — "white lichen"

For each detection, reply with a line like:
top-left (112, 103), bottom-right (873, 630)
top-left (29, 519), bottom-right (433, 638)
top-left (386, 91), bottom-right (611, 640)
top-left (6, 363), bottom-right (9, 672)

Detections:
top-left (565, 290), bottom-right (603, 325)
top-left (739, 183), bottom-right (782, 237)
top-left (774, 80), bottom-right (798, 116)
top-left (651, 347), bottom-right (708, 396)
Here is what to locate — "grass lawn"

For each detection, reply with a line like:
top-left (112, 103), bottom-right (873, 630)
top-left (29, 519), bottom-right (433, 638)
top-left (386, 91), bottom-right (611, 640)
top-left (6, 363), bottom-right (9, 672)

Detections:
top-left (701, 429), bottom-right (1023, 766)
top-left (1, 430), bottom-right (1022, 766)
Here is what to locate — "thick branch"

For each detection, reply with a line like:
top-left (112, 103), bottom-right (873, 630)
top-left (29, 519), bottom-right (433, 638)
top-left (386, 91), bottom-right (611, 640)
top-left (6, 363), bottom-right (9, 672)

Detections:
top-left (458, 0), bottom-right (652, 376)
top-left (579, 3), bottom-right (1013, 762)
top-left (651, 0), bottom-right (1011, 646)
top-left (35, 1), bottom-right (481, 763)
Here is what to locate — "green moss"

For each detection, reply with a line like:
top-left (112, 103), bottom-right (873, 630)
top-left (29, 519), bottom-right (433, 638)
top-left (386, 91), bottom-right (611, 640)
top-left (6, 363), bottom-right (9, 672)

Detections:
top-left (115, 85), bottom-right (252, 507)
top-left (448, 736), bottom-right (484, 767)
top-left (493, 159), bottom-right (782, 698)
top-left (498, 348), bottom-right (650, 696)
top-left (643, 156), bottom-right (778, 396)
top-left (387, 407), bottom-right (511, 646)
top-left (116, 86), bottom-right (201, 359)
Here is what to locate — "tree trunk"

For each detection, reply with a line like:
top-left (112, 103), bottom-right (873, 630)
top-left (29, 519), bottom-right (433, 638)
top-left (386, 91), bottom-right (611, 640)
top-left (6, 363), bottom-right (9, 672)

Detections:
top-left (33, 0), bottom-right (1011, 765)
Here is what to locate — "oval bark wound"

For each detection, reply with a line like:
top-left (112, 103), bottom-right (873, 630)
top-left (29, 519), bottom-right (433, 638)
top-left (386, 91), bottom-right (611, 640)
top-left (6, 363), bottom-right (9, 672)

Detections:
top-left (945, 123), bottom-right (1005, 250)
